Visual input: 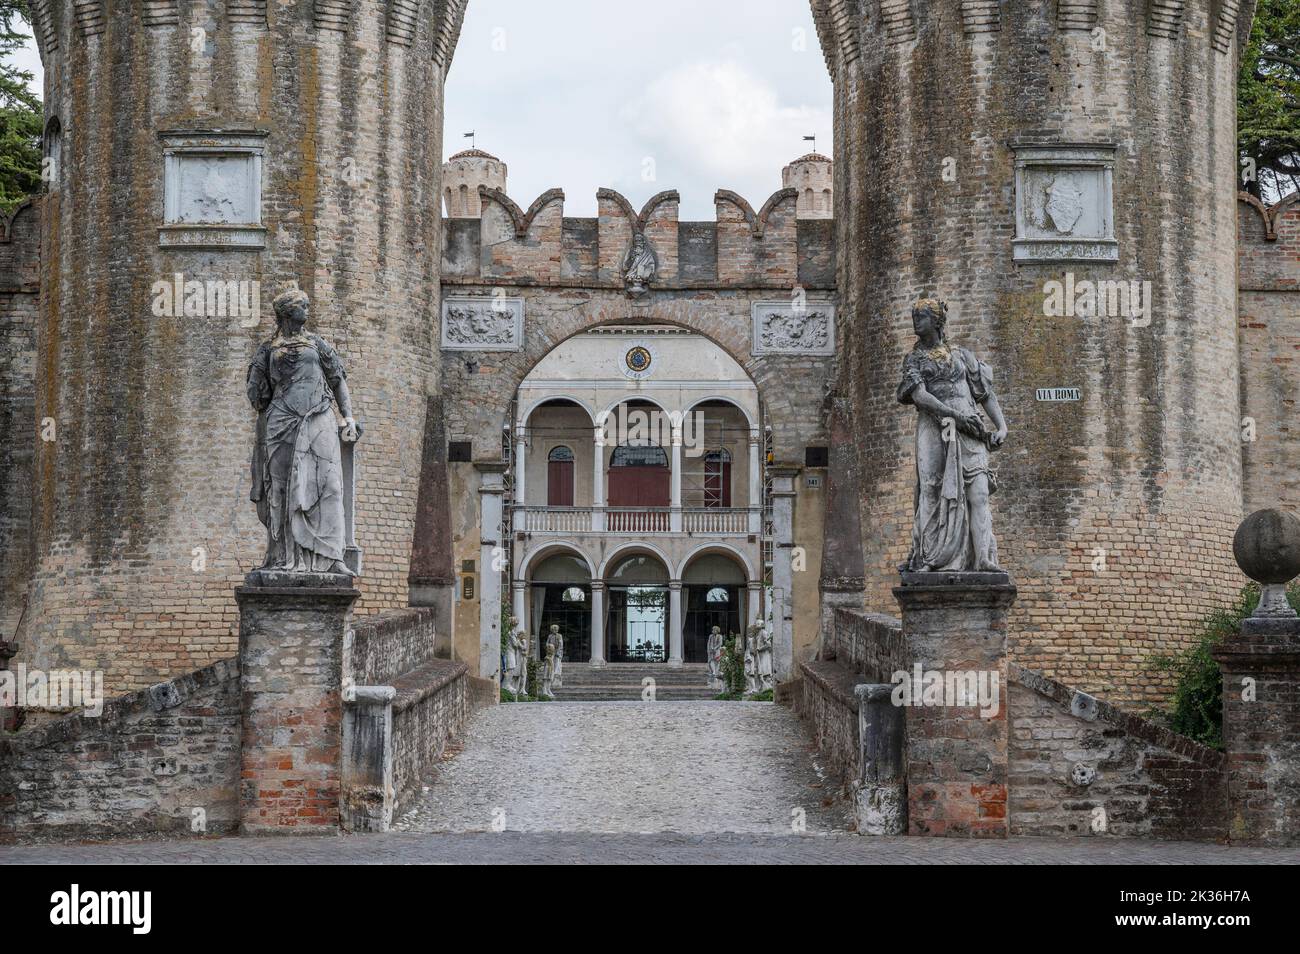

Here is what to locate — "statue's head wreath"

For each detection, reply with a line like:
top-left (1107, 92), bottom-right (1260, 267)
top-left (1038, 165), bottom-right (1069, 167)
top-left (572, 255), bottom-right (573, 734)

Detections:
top-left (912, 297), bottom-right (949, 338)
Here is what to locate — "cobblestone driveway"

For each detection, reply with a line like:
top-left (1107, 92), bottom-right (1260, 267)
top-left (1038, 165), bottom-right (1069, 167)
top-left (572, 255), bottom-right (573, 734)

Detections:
top-left (394, 701), bottom-right (853, 835)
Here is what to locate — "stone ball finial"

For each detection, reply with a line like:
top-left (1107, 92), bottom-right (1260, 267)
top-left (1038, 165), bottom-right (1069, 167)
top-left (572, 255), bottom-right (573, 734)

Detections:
top-left (1233, 509), bottom-right (1300, 584)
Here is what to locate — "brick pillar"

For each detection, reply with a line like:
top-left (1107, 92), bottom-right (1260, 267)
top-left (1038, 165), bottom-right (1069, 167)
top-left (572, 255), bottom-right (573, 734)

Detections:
top-left (1214, 616), bottom-right (1300, 846)
top-left (236, 582), bottom-right (359, 834)
top-left (894, 571), bottom-right (1017, 838)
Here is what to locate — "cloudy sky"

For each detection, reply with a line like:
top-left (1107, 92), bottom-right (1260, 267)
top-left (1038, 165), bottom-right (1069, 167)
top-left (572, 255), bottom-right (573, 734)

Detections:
top-left (13, 1), bottom-right (833, 219)
top-left (445, 0), bottom-right (833, 217)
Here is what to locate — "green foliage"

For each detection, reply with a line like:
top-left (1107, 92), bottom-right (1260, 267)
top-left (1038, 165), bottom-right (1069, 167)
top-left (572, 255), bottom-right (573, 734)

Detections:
top-left (1149, 582), bottom-right (1300, 750)
top-left (1239, 0), bottom-right (1300, 200)
top-left (747, 688), bottom-right (774, 702)
top-left (718, 634), bottom-right (746, 696)
top-left (0, 1), bottom-right (41, 215)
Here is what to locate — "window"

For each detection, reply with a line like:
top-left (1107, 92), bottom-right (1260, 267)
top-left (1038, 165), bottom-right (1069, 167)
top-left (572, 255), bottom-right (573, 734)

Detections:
top-left (561, 586), bottom-right (586, 603)
top-left (610, 445), bottom-right (668, 468)
top-left (547, 445), bottom-right (575, 507)
top-left (42, 117), bottom-right (61, 192)
top-left (706, 586), bottom-right (729, 603)
top-left (704, 449), bottom-right (732, 508)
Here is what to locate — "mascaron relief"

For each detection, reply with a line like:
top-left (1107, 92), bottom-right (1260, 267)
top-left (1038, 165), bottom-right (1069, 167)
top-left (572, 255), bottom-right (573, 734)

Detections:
top-left (441, 296), bottom-right (525, 351)
top-left (1012, 143), bottom-right (1117, 263)
top-left (751, 301), bottom-right (836, 356)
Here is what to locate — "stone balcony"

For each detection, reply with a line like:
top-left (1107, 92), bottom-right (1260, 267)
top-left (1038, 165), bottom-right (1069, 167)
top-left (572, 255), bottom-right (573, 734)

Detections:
top-left (517, 505), bottom-right (760, 535)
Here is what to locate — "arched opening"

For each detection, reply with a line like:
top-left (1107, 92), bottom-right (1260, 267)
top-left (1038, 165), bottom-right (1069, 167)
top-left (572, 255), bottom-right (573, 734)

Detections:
top-left (607, 418), bottom-right (670, 530)
top-left (42, 116), bottom-right (61, 193)
top-left (681, 551), bottom-right (747, 663)
top-left (529, 551), bottom-right (592, 663)
top-left (605, 552), bottom-right (670, 663)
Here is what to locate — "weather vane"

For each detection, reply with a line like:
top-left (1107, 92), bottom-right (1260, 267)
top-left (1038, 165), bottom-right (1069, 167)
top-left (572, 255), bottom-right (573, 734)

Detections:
top-left (803, 134), bottom-right (817, 153)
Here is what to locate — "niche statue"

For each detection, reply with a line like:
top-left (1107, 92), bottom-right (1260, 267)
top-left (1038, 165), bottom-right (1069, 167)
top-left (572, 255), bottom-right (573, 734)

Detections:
top-left (247, 288), bottom-right (359, 578)
top-left (897, 298), bottom-right (1007, 573)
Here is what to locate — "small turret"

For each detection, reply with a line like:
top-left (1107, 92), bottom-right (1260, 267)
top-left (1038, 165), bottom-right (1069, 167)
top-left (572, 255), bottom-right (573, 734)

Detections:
top-left (782, 152), bottom-right (833, 219)
top-left (443, 148), bottom-right (507, 217)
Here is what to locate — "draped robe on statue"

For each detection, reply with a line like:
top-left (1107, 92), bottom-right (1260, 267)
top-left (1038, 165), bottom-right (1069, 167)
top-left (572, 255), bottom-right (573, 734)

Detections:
top-left (897, 345), bottom-right (999, 572)
top-left (247, 335), bottom-right (348, 572)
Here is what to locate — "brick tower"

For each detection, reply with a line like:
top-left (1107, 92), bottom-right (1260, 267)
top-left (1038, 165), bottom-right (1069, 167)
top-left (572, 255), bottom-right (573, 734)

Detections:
top-left (782, 152), bottom-right (833, 219)
top-left (442, 148), bottom-right (507, 217)
top-left (21, 0), bottom-right (467, 692)
top-left (814, 0), bottom-right (1253, 706)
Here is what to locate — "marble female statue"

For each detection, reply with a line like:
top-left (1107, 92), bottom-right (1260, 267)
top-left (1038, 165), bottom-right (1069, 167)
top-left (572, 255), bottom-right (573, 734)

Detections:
top-left (706, 626), bottom-right (725, 691)
top-left (540, 644), bottom-right (556, 700)
top-left (247, 288), bottom-right (359, 576)
top-left (546, 624), bottom-right (564, 689)
top-left (743, 631), bottom-right (759, 695)
top-left (897, 298), bottom-right (1007, 573)
top-left (752, 623), bottom-right (773, 692)
top-left (504, 618), bottom-right (528, 696)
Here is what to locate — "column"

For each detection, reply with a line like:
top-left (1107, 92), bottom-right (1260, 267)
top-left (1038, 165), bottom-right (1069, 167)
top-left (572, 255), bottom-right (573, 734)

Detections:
top-left (236, 580), bottom-right (359, 834)
top-left (476, 462), bottom-right (508, 682)
top-left (670, 423), bottom-right (683, 532)
top-left (589, 581), bottom-right (606, 666)
top-left (592, 426), bottom-right (606, 531)
top-left (668, 580), bottom-right (683, 667)
top-left (511, 579), bottom-right (526, 633)
top-left (748, 428), bottom-right (762, 533)
top-left (512, 423), bottom-right (527, 534)
top-left (746, 580), bottom-right (763, 629)
top-left (894, 570), bottom-right (1016, 838)
top-left (768, 465), bottom-right (799, 682)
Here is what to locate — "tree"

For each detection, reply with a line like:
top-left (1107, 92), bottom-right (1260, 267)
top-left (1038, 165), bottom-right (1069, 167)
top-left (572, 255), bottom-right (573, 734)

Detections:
top-left (1239, 0), bottom-right (1300, 202)
top-left (0, 0), bottom-right (40, 215)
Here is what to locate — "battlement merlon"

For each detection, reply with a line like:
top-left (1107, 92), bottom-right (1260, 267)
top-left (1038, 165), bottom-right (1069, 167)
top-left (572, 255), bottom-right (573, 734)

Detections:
top-left (442, 185), bottom-right (835, 291)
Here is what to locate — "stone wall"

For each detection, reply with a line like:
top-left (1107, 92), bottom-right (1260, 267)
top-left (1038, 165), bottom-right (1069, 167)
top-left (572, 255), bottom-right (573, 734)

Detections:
top-left (1009, 665), bottom-right (1227, 840)
top-left (0, 658), bottom-right (241, 842)
top-left (798, 607), bottom-right (1230, 840)
top-left (820, 0), bottom-right (1248, 710)
top-left (1238, 193), bottom-right (1300, 514)
top-left (0, 200), bottom-right (39, 640)
top-left (17, 0), bottom-right (466, 696)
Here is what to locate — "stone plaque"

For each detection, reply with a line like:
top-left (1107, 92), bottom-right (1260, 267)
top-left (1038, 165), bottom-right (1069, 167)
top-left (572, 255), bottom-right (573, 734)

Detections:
top-left (1012, 143), bottom-right (1117, 263)
top-left (441, 296), bottom-right (525, 351)
top-left (159, 130), bottom-right (266, 249)
top-left (751, 300), bottom-right (836, 356)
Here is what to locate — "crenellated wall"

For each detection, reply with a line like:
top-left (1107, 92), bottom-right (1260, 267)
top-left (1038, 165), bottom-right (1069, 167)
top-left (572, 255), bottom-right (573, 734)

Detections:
top-left (16, 0), bottom-right (466, 695)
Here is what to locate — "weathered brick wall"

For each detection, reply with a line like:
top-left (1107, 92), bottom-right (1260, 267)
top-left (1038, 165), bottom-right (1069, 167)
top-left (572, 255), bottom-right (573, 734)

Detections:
top-left (0, 658), bottom-right (241, 842)
top-left (824, 606), bottom-right (906, 682)
top-left (1009, 666), bottom-right (1227, 840)
top-left (18, 0), bottom-right (465, 696)
top-left (795, 660), bottom-right (861, 790)
top-left (0, 200), bottom-right (39, 640)
top-left (1238, 194), bottom-right (1300, 514)
top-left (824, 0), bottom-right (1246, 709)
top-left (391, 658), bottom-right (467, 816)
top-left (347, 606), bottom-right (438, 687)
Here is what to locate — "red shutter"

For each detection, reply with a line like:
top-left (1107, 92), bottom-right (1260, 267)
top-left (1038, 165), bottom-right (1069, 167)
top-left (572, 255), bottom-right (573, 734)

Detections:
top-left (547, 460), bottom-right (574, 506)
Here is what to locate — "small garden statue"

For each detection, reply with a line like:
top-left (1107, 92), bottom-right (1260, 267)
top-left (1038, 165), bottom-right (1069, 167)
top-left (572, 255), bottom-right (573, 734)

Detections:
top-left (706, 625), bottom-right (725, 691)
top-left (897, 297), bottom-right (1008, 573)
top-left (546, 623), bottom-right (564, 689)
top-left (743, 630), bottom-right (759, 695)
top-left (504, 617), bottom-right (529, 696)
top-left (539, 643), bottom-right (556, 700)
top-left (752, 623), bottom-right (774, 692)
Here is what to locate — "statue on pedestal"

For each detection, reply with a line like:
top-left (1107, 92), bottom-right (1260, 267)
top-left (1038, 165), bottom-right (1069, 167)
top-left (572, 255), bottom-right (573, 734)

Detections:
top-left (743, 631), bottom-right (759, 695)
top-left (539, 643), bottom-right (556, 700)
top-left (897, 298), bottom-right (1008, 573)
top-left (504, 617), bottom-right (529, 697)
top-left (706, 625), bottom-right (725, 691)
top-left (247, 288), bottom-right (359, 580)
top-left (752, 623), bottom-right (774, 692)
top-left (546, 624), bottom-right (564, 689)
top-left (623, 233), bottom-right (658, 296)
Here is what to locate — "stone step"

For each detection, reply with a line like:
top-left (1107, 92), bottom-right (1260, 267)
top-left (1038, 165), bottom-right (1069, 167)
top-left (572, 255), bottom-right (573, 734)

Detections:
top-left (549, 686), bottom-right (721, 701)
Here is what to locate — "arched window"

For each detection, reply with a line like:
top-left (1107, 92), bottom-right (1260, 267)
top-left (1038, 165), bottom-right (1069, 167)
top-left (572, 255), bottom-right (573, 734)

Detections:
top-left (704, 449), bottom-right (732, 509)
top-left (547, 445), bottom-right (574, 507)
top-left (706, 586), bottom-right (729, 603)
top-left (822, 188), bottom-right (832, 213)
top-left (42, 117), bottom-right (61, 193)
top-left (458, 183), bottom-right (469, 214)
top-left (609, 445), bottom-right (668, 468)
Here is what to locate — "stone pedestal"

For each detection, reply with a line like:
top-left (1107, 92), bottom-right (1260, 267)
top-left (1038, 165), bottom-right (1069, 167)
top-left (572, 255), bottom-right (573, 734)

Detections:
top-left (236, 579), bottom-right (359, 835)
top-left (893, 571), bottom-right (1017, 838)
top-left (1214, 616), bottom-right (1300, 846)
top-left (341, 685), bottom-right (396, 833)
top-left (855, 683), bottom-right (906, 835)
